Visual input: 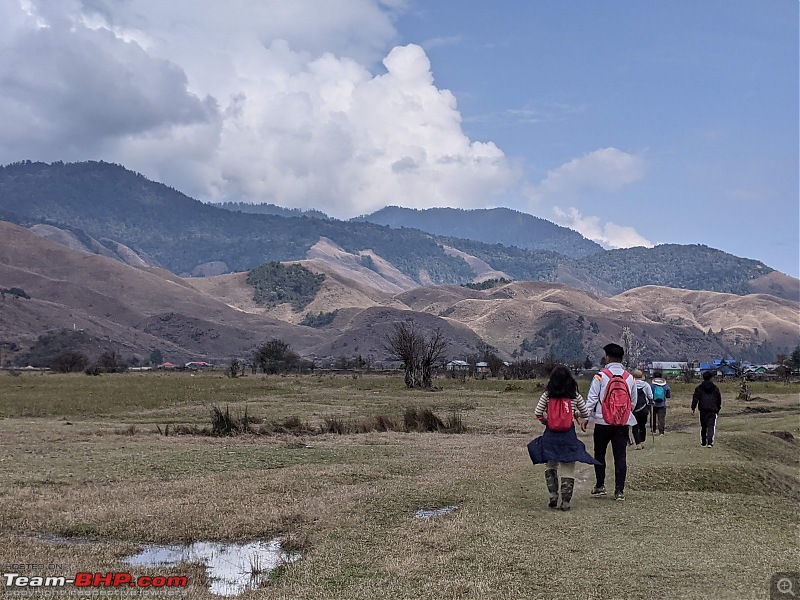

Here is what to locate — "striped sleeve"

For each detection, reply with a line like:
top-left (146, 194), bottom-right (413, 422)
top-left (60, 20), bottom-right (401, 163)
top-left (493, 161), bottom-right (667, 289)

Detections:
top-left (534, 392), bottom-right (549, 418)
top-left (572, 393), bottom-right (590, 418)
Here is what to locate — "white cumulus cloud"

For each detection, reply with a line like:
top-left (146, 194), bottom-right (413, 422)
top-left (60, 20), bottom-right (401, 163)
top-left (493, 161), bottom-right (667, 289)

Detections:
top-left (553, 207), bottom-right (653, 249)
top-left (0, 0), bottom-right (518, 218)
top-left (527, 147), bottom-right (651, 248)
top-left (530, 147), bottom-right (645, 203)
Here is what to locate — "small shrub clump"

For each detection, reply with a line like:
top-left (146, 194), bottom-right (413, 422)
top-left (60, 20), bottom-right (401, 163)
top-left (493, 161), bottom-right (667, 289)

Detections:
top-left (170, 408), bottom-right (465, 437)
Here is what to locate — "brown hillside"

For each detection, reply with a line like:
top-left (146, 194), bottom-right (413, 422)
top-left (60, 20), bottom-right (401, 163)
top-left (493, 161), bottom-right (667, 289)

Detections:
top-left (441, 245), bottom-right (510, 282)
top-left (0, 222), bottom-right (324, 362)
top-left (28, 224), bottom-right (158, 268)
top-left (305, 237), bottom-right (417, 293)
top-left (394, 285), bottom-right (485, 314)
top-left (391, 281), bottom-right (798, 361)
top-left (187, 267), bottom-right (800, 362)
top-left (1, 221), bottom-right (796, 366)
top-left (304, 306), bottom-right (487, 361)
top-left (187, 259), bottom-right (405, 324)
top-left (616, 286), bottom-right (800, 349)
top-left (747, 271), bottom-right (800, 301)
top-left (553, 264), bottom-right (619, 296)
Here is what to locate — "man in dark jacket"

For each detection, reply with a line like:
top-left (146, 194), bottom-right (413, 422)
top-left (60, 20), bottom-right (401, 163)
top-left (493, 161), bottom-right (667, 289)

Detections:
top-left (692, 370), bottom-right (722, 447)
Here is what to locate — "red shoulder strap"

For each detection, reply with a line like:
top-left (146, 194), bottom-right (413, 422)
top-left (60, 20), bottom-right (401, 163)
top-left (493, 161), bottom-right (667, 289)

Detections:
top-left (602, 368), bottom-right (630, 379)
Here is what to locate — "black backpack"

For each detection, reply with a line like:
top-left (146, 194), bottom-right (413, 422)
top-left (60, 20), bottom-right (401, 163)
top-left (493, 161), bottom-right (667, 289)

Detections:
top-left (633, 386), bottom-right (648, 412)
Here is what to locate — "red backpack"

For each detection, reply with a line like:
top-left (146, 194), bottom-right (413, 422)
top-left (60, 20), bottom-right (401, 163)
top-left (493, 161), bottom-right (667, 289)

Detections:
top-left (600, 368), bottom-right (632, 426)
top-left (547, 397), bottom-right (574, 432)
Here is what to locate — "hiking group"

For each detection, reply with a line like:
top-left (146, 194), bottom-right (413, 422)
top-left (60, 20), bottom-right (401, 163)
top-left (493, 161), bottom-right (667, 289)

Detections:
top-left (527, 342), bottom-right (722, 510)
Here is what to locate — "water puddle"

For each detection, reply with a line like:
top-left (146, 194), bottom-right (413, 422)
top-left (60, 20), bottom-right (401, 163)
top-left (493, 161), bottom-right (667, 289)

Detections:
top-left (414, 505), bottom-right (459, 519)
top-left (124, 539), bottom-right (299, 597)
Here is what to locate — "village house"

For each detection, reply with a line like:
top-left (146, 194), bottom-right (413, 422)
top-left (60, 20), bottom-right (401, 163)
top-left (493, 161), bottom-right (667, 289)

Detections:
top-left (647, 361), bottom-right (687, 377)
top-left (445, 360), bottom-right (469, 372)
top-left (699, 359), bottom-right (738, 377)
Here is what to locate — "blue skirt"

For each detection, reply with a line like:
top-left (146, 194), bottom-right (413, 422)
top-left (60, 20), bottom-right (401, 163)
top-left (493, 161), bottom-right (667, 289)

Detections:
top-left (527, 426), bottom-right (599, 465)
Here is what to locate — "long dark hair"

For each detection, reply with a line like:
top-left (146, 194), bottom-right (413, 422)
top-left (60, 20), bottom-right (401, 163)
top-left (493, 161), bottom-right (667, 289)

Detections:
top-left (546, 365), bottom-right (578, 399)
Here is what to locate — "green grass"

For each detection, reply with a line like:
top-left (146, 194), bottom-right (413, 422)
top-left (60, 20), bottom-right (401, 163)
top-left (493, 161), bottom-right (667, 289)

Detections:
top-left (0, 372), bottom-right (797, 599)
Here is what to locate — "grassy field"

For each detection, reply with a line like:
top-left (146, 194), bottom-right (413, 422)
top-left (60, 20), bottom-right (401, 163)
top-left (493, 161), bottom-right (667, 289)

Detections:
top-left (0, 371), bottom-right (798, 599)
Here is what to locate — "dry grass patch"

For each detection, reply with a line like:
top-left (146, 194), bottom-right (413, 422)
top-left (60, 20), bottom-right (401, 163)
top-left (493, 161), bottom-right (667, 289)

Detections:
top-left (0, 374), bottom-right (798, 599)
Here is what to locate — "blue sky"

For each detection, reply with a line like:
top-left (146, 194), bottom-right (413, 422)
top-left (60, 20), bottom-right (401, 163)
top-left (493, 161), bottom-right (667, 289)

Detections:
top-left (1, 0), bottom-right (797, 276)
top-left (395, 1), bottom-right (799, 276)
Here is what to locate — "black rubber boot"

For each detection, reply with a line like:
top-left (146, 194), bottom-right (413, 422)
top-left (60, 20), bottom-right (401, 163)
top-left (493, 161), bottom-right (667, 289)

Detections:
top-left (560, 477), bottom-right (575, 511)
top-left (545, 469), bottom-right (559, 508)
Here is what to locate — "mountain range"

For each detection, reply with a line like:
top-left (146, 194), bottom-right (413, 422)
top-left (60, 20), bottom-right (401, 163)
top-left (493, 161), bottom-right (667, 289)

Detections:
top-left (353, 205), bottom-right (604, 259)
top-left (0, 160), bottom-right (797, 367)
top-left (2, 161), bottom-right (795, 298)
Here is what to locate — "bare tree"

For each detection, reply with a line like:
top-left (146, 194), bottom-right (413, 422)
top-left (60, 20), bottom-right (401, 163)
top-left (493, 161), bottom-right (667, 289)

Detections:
top-left (385, 321), bottom-right (421, 387)
top-left (385, 321), bottom-right (447, 389)
top-left (421, 328), bottom-right (448, 388)
top-left (466, 353), bottom-right (479, 379)
top-left (227, 358), bottom-right (241, 378)
top-left (486, 353), bottom-right (506, 378)
top-left (620, 326), bottom-right (644, 369)
top-left (776, 353), bottom-right (791, 384)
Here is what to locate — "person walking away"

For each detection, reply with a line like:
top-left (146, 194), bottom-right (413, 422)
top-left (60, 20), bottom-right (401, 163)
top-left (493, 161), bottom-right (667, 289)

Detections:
top-left (692, 370), bottom-right (722, 446)
top-left (527, 365), bottom-right (598, 511)
top-left (650, 370), bottom-right (671, 436)
top-left (631, 369), bottom-right (653, 449)
top-left (586, 343), bottom-right (637, 501)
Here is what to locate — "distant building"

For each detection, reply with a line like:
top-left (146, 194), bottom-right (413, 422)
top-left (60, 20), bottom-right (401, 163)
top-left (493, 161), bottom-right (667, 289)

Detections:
top-left (446, 360), bottom-right (469, 372)
top-left (699, 359), bottom-right (738, 377)
top-left (648, 361), bottom-right (687, 376)
top-left (185, 361), bottom-right (213, 369)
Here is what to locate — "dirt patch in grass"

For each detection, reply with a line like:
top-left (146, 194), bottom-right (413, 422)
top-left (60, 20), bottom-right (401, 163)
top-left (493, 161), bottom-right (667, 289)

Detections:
top-left (767, 430), bottom-right (797, 444)
top-left (741, 406), bottom-right (772, 414)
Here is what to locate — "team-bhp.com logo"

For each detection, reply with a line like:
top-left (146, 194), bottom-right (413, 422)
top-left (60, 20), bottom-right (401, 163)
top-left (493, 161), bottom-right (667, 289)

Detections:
top-left (3, 572), bottom-right (188, 590)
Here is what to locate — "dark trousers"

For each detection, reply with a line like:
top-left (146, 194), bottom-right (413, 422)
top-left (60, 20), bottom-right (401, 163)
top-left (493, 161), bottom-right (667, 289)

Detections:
top-left (700, 410), bottom-right (718, 445)
top-left (593, 424), bottom-right (630, 493)
top-left (652, 406), bottom-right (666, 434)
top-left (632, 409), bottom-right (649, 444)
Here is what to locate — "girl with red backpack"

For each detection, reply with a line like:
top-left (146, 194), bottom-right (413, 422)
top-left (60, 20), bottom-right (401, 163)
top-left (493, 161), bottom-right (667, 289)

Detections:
top-left (527, 365), bottom-right (598, 511)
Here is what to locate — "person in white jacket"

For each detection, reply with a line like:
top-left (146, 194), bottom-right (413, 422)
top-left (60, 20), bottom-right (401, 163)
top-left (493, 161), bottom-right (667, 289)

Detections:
top-left (585, 343), bottom-right (637, 501)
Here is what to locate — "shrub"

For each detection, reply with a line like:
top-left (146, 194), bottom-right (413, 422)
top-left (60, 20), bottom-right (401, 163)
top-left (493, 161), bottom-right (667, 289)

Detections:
top-left (5, 287), bottom-right (30, 299)
top-left (96, 350), bottom-right (127, 373)
top-left (211, 405), bottom-right (252, 436)
top-left (254, 339), bottom-right (301, 374)
top-left (321, 416), bottom-right (348, 435)
top-left (149, 349), bottom-right (163, 365)
top-left (404, 407), bottom-right (445, 432)
top-left (246, 262), bottom-right (325, 311)
top-left (360, 254), bottom-right (379, 272)
top-left (444, 410), bottom-right (467, 433)
top-left (460, 278), bottom-right (511, 290)
top-left (50, 351), bottom-right (89, 373)
top-left (371, 415), bottom-right (395, 432)
top-left (300, 310), bottom-right (338, 328)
